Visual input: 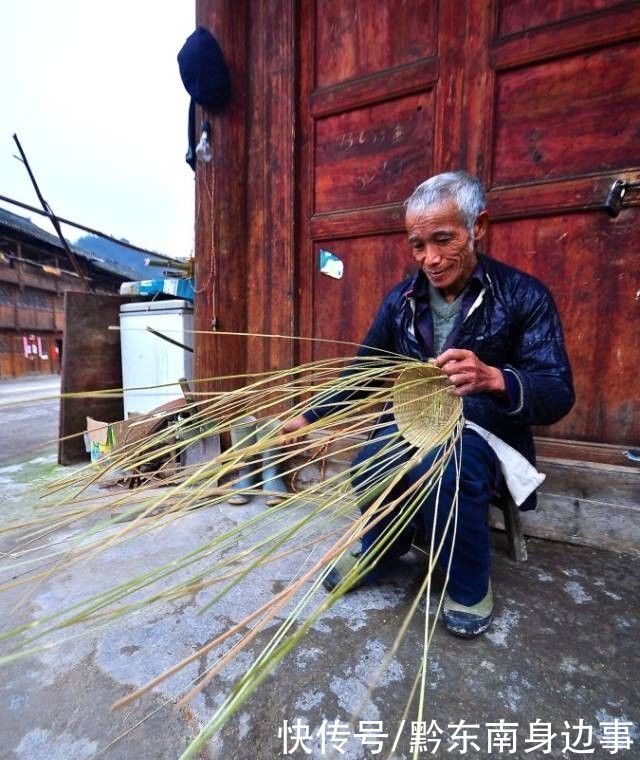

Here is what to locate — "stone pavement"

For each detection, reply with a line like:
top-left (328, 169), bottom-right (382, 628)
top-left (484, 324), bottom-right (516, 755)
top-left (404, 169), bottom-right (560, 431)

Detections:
top-left (0, 454), bottom-right (638, 760)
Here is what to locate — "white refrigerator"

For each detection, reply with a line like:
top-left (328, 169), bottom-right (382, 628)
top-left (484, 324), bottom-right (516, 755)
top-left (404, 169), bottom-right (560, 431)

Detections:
top-left (119, 300), bottom-right (194, 417)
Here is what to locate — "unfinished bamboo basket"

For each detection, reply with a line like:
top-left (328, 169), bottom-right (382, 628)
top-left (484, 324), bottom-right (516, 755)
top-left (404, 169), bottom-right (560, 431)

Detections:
top-left (392, 363), bottom-right (462, 450)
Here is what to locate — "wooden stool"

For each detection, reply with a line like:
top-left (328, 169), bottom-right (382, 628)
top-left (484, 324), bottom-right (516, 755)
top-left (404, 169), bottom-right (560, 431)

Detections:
top-left (412, 493), bottom-right (527, 563)
top-left (492, 491), bottom-right (528, 562)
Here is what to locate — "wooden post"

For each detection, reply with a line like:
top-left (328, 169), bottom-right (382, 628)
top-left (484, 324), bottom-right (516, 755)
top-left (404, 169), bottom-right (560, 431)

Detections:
top-left (194, 0), bottom-right (297, 392)
top-left (194, 0), bottom-right (250, 390)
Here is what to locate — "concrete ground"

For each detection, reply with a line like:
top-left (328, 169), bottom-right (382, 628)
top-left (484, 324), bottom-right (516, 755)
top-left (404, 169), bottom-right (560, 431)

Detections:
top-left (0, 388), bottom-right (638, 759)
top-left (0, 374), bottom-right (61, 464)
top-left (0, 474), bottom-right (638, 759)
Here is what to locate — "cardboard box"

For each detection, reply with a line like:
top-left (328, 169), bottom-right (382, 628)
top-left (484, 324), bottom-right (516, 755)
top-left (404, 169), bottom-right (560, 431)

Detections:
top-left (85, 398), bottom-right (190, 463)
top-left (85, 416), bottom-right (140, 463)
top-left (85, 398), bottom-right (218, 484)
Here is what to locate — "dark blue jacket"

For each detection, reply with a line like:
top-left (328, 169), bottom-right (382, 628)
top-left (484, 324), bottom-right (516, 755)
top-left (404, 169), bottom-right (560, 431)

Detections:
top-left (306, 254), bottom-right (575, 510)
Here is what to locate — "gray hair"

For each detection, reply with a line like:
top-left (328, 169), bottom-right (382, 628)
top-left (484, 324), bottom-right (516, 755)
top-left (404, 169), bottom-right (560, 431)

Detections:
top-left (405, 171), bottom-right (486, 231)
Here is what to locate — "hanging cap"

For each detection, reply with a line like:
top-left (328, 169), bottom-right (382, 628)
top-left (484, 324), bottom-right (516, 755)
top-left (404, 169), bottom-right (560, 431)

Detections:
top-left (177, 26), bottom-right (231, 110)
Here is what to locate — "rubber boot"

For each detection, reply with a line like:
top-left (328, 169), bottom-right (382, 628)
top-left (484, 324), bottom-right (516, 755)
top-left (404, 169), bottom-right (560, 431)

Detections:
top-left (227, 415), bottom-right (258, 505)
top-left (256, 418), bottom-right (289, 507)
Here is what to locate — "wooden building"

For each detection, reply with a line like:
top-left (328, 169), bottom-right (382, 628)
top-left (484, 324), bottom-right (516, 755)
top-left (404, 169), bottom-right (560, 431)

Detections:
top-left (193, 2), bottom-right (640, 546)
top-left (0, 207), bottom-right (133, 379)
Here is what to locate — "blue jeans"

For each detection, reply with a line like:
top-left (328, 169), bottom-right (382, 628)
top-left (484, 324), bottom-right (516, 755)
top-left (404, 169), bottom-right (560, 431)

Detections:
top-left (351, 418), bottom-right (497, 606)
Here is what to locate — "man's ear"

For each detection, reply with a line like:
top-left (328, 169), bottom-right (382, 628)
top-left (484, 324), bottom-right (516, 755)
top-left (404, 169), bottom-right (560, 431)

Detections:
top-left (473, 210), bottom-right (489, 242)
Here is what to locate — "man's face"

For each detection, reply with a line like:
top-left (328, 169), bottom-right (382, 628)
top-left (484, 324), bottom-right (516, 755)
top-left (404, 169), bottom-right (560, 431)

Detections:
top-left (406, 201), bottom-right (487, 298)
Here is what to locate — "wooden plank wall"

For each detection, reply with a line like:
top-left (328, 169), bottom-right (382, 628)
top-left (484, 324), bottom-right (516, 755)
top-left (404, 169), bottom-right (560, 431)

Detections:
top-left (0, 332), bottom-right (61, 378)
top-left (58, 293), bottom-right (127, 464)
top-left (0, 244), bottom-right (78, 378)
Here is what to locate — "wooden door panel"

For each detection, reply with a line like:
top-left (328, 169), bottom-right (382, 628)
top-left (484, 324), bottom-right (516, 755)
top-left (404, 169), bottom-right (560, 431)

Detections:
top-left (314, 92), bottom-right (434, 213)
top-left (314, 0), bottom-right (436, 88)
top-left (310, 58), bottom-right (438, 118)
top-left (474, 2), bottom-right (640, 447)
top-left (490, 5), bottom-right (640, 74)
top-left (493, 40), bottom-right (640, 185)
top-left (497, 0), bottom-right (630, 36)
top-left (299, 0), bottom-right (440, 372)
top-left (311, 235), bottom-right (416, 361)
top-left (489, 210), bottom-right (640, 446)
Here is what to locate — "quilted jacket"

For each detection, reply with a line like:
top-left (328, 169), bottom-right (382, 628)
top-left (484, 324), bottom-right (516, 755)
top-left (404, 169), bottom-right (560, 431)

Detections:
top-left (305, 253), bottom-right (575, 510)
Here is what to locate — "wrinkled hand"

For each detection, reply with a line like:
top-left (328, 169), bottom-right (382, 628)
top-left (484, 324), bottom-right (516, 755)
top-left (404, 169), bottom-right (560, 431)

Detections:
top-left (281, 414), bottom-right (311, 441)
top-left (434, 348), bottom-right (506, 397)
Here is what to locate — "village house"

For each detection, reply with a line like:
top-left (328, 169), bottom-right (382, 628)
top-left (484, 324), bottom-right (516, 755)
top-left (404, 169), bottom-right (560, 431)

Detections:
top-left (0, 207), bottom-right (135, 379)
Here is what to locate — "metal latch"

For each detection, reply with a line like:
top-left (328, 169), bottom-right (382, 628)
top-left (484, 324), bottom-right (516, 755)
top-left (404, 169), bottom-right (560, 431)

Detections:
top-left (604, 179), bottom-right (640, 217)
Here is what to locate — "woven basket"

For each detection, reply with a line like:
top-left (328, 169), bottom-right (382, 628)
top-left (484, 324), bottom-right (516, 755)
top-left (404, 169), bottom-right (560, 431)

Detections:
top-left (391, 363), bottom-right (462, 450)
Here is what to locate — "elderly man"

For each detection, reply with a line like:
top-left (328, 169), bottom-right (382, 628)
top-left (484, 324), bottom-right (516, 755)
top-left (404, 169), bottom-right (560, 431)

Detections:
top-left (284, 171), bottom-right (574, 638)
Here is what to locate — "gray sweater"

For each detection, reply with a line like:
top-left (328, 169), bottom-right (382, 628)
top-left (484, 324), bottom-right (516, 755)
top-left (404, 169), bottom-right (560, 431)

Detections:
top-left (428, 282), bottom-right (464, 354)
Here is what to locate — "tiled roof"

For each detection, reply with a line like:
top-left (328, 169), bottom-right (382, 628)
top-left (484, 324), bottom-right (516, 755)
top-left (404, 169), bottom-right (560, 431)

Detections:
top-left (0, 206), bottom-right (138, 280)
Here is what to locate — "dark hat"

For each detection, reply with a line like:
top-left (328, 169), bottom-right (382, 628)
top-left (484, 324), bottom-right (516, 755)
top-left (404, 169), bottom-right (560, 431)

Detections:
top-left (177, 26), bottom-right (231, 110)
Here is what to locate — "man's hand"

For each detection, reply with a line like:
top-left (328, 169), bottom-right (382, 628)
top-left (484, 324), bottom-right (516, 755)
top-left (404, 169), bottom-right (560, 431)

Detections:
top-left (281, 414), bottom-right (311, 439)
top-left (434, 349), bottom-right (506, 397)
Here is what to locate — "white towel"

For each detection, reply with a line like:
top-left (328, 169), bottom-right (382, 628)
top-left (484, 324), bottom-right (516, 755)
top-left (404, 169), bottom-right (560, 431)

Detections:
top-left (465, 421), bottom-right (545, 506)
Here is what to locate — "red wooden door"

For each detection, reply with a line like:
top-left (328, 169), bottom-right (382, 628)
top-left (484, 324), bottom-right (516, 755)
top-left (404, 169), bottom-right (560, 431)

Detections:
top-left (298, 0), bottom-right (442, 360)
top-left (465, 1), bottom-right (640, 447)
top-left (298, 0), bottom-right (640, 448)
